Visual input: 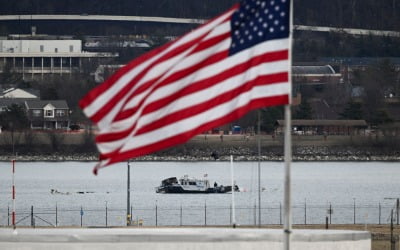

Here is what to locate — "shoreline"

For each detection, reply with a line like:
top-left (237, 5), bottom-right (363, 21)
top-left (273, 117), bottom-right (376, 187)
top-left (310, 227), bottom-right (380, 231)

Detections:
top-left (1, 143), bottom-right (399, 162)
top-left (1, 154), bottom-right (399, 162)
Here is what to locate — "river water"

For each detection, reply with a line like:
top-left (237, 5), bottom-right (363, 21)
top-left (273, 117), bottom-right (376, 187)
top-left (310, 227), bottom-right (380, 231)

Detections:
top-left (0, 161), bottom-right (399, 227)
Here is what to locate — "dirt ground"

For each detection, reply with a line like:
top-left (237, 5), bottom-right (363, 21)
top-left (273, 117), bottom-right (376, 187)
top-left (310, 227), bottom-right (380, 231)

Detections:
top-left (264, 224), bottom-right (399, 250)
top-left (184, 224), bottom-right (399, 250)
top-left (265, 223), bottom-right (400, 234)
top-left (3, 224), bottom-right (398, 249)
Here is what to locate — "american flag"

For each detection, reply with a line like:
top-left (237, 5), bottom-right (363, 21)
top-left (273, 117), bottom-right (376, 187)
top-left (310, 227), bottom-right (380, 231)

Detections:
top-left (80, 0), bottom-right (291, 174)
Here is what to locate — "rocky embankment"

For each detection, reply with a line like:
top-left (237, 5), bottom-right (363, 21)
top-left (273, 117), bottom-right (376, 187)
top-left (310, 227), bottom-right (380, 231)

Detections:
top-left (0, 145), bottom-right (399, 162)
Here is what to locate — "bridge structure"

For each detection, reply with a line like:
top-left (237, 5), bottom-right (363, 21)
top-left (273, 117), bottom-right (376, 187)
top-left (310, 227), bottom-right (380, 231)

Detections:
top-left (0, 14), bottom-right (399, 37)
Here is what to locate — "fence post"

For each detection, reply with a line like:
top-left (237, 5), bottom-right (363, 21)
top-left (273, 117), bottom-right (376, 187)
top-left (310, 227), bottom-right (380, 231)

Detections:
top-left (230, 204), bottom-right (232, 225)
top-left (55, 203), bottom-right (58, 227)
top-left (391, 209), bottom-right (395, 250)
top-left (180, 205), bottom-right (183, 226)
top-left (378, 202), bottom-right (381, 225)
top-left (204, 201), bottom-right (207, 226)
top-left (304, 200), bottom-right (307, 225)
top-left (105, 202), bottom-right (108, 227)
top-left (31, 206), bottom-right (35, 228)
top-left (325, 216), bottom-right (329, 229)
top-left (353, 199), bottom-right (356, 224)
top-left (397, 198), bottom-right (399, 225)
top-left (80, 206), bottom-right (83, 227)
top-left (155, 203), bottom-right (158, 227)
top-left (254, 202), bottom-right (257, 226)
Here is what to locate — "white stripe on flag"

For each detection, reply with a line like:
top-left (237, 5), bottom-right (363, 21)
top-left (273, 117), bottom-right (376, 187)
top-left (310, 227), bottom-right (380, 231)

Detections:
top-left (97, 63), bottom-right (288, 155)
top-left (102, 38), bottom-right (288, 134)
top-left (82, 9), bottom-right (236, 122)
top-left (119, 82), bottom-right (290, 153)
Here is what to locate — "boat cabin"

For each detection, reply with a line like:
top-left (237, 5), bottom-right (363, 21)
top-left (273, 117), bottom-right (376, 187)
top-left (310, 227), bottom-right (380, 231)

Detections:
top-left (178, 175), bottom-right (210, 191)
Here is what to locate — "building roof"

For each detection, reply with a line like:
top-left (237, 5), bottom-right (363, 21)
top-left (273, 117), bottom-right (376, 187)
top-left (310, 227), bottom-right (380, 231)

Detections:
top-left (309, 99), bottom-right (340, 120)
top-left (276, 119), bottom-right (368, 127)
top-left (25, 100), bottom-right (69, 109)
top-left (292, 65), bottom-right (336, 75)
top-left (0, 98), bottom-right (33, 107)
top-left (1, 88), bottom-right (40, 98)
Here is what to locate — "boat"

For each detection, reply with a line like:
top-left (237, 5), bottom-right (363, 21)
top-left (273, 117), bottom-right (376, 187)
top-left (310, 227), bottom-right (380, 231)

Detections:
top-left (156, 175), bottom-right (239, 194)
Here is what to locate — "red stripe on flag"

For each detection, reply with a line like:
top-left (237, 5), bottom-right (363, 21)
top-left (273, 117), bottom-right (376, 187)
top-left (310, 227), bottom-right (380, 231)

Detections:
top-left (80, 1), bottom-right (291, 173)
top-left (79, 5), bottom-right (238, 111)
top-left (141, 50), bottom-right (288, 115)
top-left (112, 33), bottom-right (231, 122)
top-left (95, 50), bottom-right (288, 143)
top-left (88, 33), bottom-right (218, 123)
top-left (136, 73), bottom-right (288, 135)
top-left (79, 43), bottom-right (170, 109)
top-left (113, 49), bottom-right (230, 122)
top-left (102, 95), bottom-right (288, 165)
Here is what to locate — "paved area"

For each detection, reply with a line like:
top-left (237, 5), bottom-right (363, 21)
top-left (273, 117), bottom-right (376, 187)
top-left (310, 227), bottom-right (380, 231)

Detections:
top-left (0, 228), bottom-right (370, 250)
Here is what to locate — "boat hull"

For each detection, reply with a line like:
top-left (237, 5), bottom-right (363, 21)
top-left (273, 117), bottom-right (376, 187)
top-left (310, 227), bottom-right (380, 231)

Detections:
top-left (156, 185), bottom-right (239, 194)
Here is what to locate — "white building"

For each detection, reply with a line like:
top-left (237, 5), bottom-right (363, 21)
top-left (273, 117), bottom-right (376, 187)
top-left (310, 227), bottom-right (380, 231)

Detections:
top-left (0, 39), bottom-right (117, 79)
top-left (0, 40), bottom-right (82, 53)
top-left (0, 87), bottom-right (39, 99)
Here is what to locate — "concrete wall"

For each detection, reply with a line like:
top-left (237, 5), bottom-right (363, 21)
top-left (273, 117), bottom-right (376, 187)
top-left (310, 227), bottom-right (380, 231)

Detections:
top-left (0, 228), bottom-right (371, 250)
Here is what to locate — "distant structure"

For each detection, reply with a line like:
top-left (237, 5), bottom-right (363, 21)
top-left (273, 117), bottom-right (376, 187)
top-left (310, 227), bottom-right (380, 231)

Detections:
top-left (0, 27), bottom-right (117, 79)
top-left (0, 15), bottom-right (399, 37)
top-left (25, 100), bottom-right (70, 129)
top-left (0, 87), bottom-right (40, 113)
top-left (0, 87), bottom-right (40, 99)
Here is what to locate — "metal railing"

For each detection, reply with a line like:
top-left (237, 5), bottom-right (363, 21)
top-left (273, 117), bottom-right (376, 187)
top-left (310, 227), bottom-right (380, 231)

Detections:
top-left (0, 201), bottom-right (398, 228)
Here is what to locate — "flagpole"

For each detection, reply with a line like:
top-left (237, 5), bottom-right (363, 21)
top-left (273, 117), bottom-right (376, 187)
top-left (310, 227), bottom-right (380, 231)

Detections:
top-left (12, 159), bottom-right (16, 230)
top-left (257, 110), bottom-right (261, 227)
top-left (283, 0), bottom-right (294, 249)
top-left (127, 160), bottom-right (131, 226)
top-left (283, 105), bottom-right (292, 250)
top-left (230, 155), bottom-right (236, 228)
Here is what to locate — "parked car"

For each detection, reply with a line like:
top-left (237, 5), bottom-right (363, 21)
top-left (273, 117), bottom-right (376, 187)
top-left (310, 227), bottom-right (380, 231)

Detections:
top-left (69, 124), bottom-right (81, 131)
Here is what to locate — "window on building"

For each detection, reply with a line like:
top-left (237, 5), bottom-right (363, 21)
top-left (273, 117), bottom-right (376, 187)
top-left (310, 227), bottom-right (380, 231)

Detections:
top-left (56, 110), bottom-right (66, 117)
top-left (32, 110), bottom-right (41, 117)
top-left (40, 45), bottom-right (44, 52)
top-left (45, 110), bottom-right (54, 117)
top-left (69, 45), bottom-right (74, 52)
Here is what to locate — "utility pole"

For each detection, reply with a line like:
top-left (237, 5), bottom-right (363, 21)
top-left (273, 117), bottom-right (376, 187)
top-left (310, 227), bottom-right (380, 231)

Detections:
top-left (127, 160), bottom-right (131, 226)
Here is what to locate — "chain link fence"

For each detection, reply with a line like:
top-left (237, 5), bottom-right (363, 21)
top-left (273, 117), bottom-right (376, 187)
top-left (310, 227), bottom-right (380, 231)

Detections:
top-left (0, 201), bottom-right (399, 227)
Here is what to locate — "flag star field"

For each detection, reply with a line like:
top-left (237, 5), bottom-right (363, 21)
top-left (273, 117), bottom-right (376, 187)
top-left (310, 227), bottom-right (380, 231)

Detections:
top-left (230, 0), bottom-right (289, 55)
